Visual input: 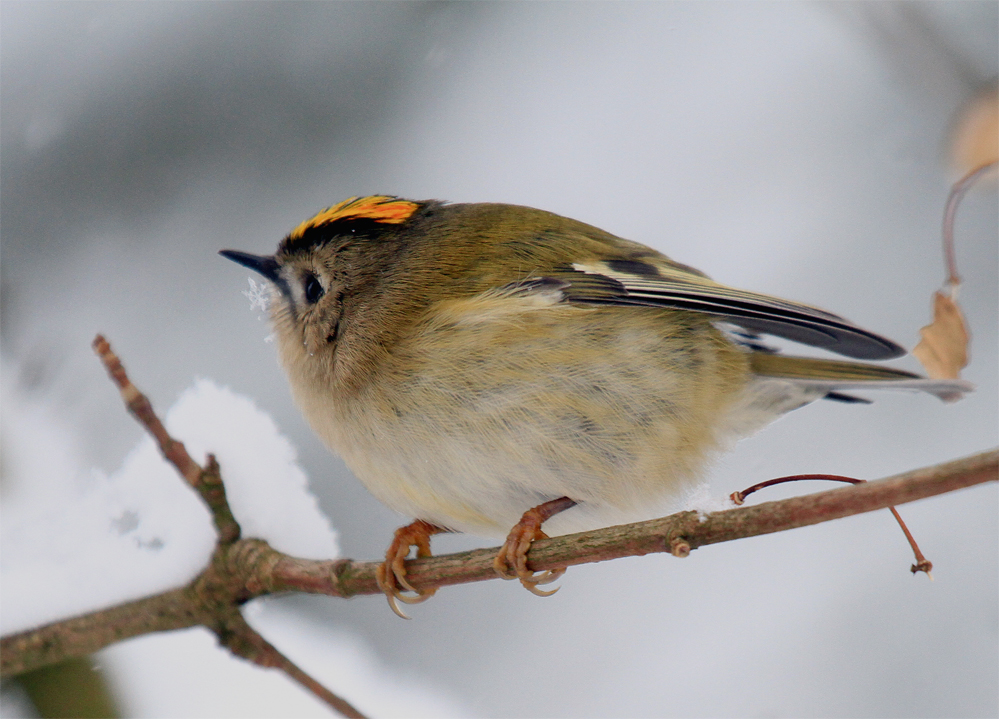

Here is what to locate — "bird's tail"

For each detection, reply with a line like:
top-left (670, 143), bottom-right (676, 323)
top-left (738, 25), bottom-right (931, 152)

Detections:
top-left (748, 353), bottom-right (973, 403)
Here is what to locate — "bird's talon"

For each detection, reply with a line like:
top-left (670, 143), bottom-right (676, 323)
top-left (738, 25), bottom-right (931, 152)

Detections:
top-left (522, 580), bottom-right (560, 597)
top-left (385, 593), bottom-right (411, 620)
top-left (494, 498), bottom-right (576, 595)
top-left (396, 587), bottom-right (437, 604)
top-left (393, 565), bottom-right (420, 594)
top-left (379, 519), bottom-right (448, 617)
top-left (376, 564), bottom-right (412, 619)
top-left (528, 568), bottom-right (564, 586)
top-left (493, 556), bottom-right (519, 580)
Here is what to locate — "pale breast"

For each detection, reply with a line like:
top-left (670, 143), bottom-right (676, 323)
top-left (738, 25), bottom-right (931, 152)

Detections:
top-left (314, 292), bottom-right (751, 537)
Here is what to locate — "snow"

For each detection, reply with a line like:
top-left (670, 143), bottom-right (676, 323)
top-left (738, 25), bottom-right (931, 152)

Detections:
top-left (1, 371), bottom-right (337, 636)
top-left (2, 363), bottom-right (463, 714)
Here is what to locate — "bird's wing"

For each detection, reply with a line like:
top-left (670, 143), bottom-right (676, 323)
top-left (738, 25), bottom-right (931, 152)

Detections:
top-left (547, 258), bottom-right (905, 360)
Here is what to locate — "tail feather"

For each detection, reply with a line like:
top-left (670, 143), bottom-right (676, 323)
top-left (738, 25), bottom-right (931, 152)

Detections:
top-left (748, 353), bottom-right (973, 403)
top-left (822, 391), bottom-right (872, 404)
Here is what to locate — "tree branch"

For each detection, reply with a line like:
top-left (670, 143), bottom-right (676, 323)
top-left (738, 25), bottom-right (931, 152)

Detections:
top-left (92, 336), bottom-right (241, 544)
top-left (1, 337), bottom-right (995, 716)
top-left (214, 610), bottom-right (366, 719)
top-left (4, 449), bottom-right (994, 678)
top-left (273, 448), bottom-right (999, 596)
top-left (10, 336), bottom-right (367, 718)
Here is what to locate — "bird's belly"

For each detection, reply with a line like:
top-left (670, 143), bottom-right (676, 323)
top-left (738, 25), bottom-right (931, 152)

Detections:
top-left (312, 301), bottom-right (750, 537)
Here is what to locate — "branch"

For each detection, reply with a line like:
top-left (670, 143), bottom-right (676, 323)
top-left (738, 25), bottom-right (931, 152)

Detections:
top-left (4, 449), bottom-right (994, 678)
top-left (2, 337), bottom-right (995, 709)
top-left (215, 610), bottom-right (366, 719)
top-left (12, 336), bottom-right (367, 718)
top-left (92, 336), bottom-right (241, 544)
top-left (271, 448), bottom-right (998, 596)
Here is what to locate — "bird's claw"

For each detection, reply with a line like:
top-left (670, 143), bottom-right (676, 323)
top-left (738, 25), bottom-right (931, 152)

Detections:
top-left (377, 520), bottom-right (444, 619)
top-left (493, 506), bottom-right (568, 596)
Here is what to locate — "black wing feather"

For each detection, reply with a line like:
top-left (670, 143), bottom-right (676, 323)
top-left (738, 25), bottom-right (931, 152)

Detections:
top-left (556, 262), bottom-right (905, 360)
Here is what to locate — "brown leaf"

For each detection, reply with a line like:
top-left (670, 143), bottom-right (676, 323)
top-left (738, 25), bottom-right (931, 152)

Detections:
top-left (951, 87), bottom-right (998, 175)
top-left (912, 290), bottom-right (970, 379)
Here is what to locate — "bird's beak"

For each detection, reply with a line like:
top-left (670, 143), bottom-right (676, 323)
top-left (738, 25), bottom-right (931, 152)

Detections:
top-left (219, 250), bottom-right (281, 283)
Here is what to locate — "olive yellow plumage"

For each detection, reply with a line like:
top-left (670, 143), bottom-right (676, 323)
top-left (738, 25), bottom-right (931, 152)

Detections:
top-left (221, 196), bottom-right (969, 612)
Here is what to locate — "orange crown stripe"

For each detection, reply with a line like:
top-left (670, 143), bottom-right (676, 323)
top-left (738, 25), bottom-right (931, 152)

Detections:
top-left (289, 196), bottom-right (419, 239)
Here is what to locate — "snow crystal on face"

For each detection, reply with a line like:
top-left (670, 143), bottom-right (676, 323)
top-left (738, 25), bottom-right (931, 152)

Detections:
top-left (242, 277), bottom-right (277, 343)
top-left (242, 277), bottom-right (271, 314)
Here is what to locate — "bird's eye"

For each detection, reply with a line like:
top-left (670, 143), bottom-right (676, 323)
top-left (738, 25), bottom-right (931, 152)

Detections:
top-left (303, 273), bottom-right (324, 304)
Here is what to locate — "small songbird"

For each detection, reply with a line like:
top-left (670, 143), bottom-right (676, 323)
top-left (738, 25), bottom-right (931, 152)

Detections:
top-left (221, 195), bottom-right (969, 617)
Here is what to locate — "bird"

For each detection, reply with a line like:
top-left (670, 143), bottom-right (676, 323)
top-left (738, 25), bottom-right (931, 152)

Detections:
top-left (220, 195), bottom-right (970, 617)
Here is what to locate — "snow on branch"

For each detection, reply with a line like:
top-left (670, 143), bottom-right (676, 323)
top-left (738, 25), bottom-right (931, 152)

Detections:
top-left (1, 337), bottom-right (995, 717)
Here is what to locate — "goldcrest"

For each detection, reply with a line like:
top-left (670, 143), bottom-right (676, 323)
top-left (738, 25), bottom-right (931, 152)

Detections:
top-left (221, 195), bottom-right (969, 615)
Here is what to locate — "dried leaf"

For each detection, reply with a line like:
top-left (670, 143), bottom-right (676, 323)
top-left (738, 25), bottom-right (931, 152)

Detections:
top-left (912, 290), bottom-right (970, 380)
top-left (951, 87), bottom-right (998, 175)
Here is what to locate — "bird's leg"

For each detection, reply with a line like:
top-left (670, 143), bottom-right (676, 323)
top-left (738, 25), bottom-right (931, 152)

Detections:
top-left (376, 519), bottom-right (450, 619)
top-left (494, 497), bottom-right (577, 596)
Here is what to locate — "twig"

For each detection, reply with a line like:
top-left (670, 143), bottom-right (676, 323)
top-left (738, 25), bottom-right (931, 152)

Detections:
top-left (2, 337), bottom-right (994, 700)
top-left (731, 474), bottom-right (933, 576)
top-left (942, 160), bottom-right (997, 288)
top-left (85, 335), bottom-right (366, 718)
top-left (4, 449), bottom-right (994, 679)
top-left (92, 335), bottom-right (203, 489)
top-left (92, 336), bottom-right (240, 544)
top-left (363, 449), bottom-right (997, 593)
top-left (215, 611), bottom-right (366, 719)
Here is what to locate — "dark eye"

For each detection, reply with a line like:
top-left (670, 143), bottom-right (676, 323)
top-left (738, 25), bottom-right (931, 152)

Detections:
top-left (303, 273), bottom-right (324, 304)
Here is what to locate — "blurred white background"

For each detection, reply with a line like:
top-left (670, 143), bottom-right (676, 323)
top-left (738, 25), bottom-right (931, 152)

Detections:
top-left (2, 2), bottom-right (996, 717)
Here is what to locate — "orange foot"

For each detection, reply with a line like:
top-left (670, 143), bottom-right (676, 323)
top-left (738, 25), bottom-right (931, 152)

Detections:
top-left (376, 519), bottom-right (449, 619)
top-left (493, 497), bottom-right (577, 596)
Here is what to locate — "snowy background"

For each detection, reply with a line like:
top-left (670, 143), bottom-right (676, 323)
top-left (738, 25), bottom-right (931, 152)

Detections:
top-left (2, 2), bottom-right (996, 717)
